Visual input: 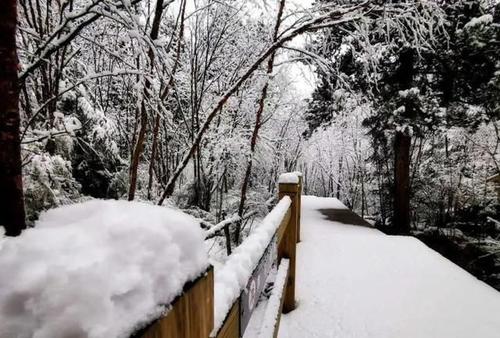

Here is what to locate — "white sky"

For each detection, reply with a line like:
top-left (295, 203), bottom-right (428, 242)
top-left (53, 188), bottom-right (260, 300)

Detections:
top-left (280, 0), bottom-right (317, 100)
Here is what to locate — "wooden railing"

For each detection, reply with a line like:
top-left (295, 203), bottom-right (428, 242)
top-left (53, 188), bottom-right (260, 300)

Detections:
top-left (137, 267), bottom-right (214, 338)
top-left (137, 173), bottom-right (302, 338)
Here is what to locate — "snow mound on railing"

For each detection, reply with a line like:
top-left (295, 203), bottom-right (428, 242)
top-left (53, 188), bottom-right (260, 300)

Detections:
top-left (278, 172), bottom-right (299, 184)
top-left (0, 200), bottom-right (209, 338)
top-left (212, 196), bottom-right (291, 336)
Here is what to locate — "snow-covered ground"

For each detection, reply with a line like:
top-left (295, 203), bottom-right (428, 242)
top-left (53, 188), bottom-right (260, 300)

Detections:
top-left (279, 196), bottom-right (500, 338)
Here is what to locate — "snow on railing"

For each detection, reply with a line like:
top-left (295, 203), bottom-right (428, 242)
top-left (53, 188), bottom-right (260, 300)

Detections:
top-left (0, 172), bottom-right (303, 338)
top-left (213, 172), bottom-right (302, 338)
top-left (212, 196), bottom-right (291, 335)
top-left (278, 172), bottom-right (299, 184)
top-left (257, 258), bottom-right (290, 338)
top-left (0, 200), bottom-right (210, 338)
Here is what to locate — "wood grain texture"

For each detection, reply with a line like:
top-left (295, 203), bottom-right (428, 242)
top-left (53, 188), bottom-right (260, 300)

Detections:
top-left (297, 176), bottom-right (302, 243)
top-left (278, 182), bottom-right (298, 313)
top-left (276, 207), bottom-right (291, 246)
top-left (140, 267), bottom-right (214, 338)
top-left (273, 262), bottom-right (290, 338)
top-left (215, 301), bottom-right (240, 338)
top-left (278, 183), bottom-right (299, 194)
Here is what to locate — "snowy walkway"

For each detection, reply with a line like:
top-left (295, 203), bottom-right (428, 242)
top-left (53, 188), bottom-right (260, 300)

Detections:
top-left (278, 196), bottom-right (500, 338)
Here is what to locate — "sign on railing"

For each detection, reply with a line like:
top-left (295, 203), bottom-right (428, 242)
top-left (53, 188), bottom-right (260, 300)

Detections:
top-left (240, 236), bottom-right (277, 335)
top-left (225, 172), bottom-right (300, 338)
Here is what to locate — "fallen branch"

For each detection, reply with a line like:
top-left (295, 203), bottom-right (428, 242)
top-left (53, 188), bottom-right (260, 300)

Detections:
top-left (204, 210), bottom-right (258, 240)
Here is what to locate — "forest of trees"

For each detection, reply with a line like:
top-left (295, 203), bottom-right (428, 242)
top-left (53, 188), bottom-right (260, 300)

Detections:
top-left (0, 0), bottom-right (499, 286)
top-left (302, 0), bottom-right (500, 288)
top-left (1, 0), bottom-right (314, 234)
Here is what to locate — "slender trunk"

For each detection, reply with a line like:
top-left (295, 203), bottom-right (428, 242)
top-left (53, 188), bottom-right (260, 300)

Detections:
top-left (377, 162), bottom-right (386, 226)
top-left (445, 135), bottom-right (454, 223)
top-left (128, 0), bottom-right (165, 201)
top-left (336, 156), bottom-right (343, 199)
top-left (234, 0), bottom-right (286, 243)
top-left (361, 171), bottom-right (365, 218)
top-left (147, 112), bottom-right (161, 200)
top-left (128, 100), bottom-right (148, 201)
top-left (147, 0), bottom-right (186, 200)
top-left (223, 224), bottom-right (232, 256)
top-left (0, 0), bottom-right (26, 236)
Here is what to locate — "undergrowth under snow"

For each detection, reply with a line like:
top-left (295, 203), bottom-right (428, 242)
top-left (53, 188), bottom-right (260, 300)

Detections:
top-left (0, 200), bottom-right (208, 338)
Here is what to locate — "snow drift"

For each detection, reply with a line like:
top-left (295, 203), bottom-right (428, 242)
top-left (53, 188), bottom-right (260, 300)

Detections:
top-left (0, 200), bottom-right (209, 338)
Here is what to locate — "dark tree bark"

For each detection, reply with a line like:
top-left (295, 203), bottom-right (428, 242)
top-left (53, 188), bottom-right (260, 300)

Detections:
top-left (392, 48), bottom-right (415, 234)
top-left (361, 170), bottom-right (366, 218)
top-left (336, 156), bottom-right (343, 199)
top-left (393, 131), bottom-right (411, 234)
top-left (0, 0), bottom-right (26, 236)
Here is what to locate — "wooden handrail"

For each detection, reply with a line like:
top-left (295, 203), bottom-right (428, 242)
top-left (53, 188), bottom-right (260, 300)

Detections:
top-left (216, 174), bottom-right (301, 337)
top-left (277, 181), bottom-right (299, 313)
top-left (138, 173), bottom-right (302, 338)
top-left (137, 266), bottom-right (214, 338)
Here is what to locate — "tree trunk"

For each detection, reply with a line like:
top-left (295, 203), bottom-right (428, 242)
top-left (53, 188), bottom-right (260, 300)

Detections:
top-left (0, 0), bottom-right (26, 236)
top-left (128, 0), bottom-right (165, 201)
top-left (392, 48), bottom-right (415, 234)
top-left (147, 112), bottom-right (161, 200)
top-left (234, 0), bottom-right (286, 243)
top-left (361, 171), bottom-right (366, 218)
top-left (336, 156), bottom-right (343, 199)
top-left (393, 131), bottom-right (411, 234)
top-left (147, 0), bottom-right (187, 200)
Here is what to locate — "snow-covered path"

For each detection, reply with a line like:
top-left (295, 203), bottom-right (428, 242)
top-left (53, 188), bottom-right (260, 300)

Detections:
top-left (279, 196), bottom-right (500, 338)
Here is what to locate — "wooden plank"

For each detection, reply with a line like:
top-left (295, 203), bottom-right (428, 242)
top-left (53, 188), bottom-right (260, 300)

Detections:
top-left (216, 301), bottom-right (240, 338)
top-left (278, 182), bottom-right (298, 313)
top-left (297, 176), bottom-right (302, 243)
top-left (276, 207), bottom-right (291, 246)
top-left (272, 262), bottom-right (290, 338)
top-left (278, 183), bottom-right (299, 194)
top-left (187, 266), bottom-right (214, 337)
top-left (139, 267), bottom-right (214, 338)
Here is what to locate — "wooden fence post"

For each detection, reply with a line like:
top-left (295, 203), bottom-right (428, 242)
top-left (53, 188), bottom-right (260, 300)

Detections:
top-left (278, 181), bottom-right (298, 313)
top-left (296, 174), bottom-right (302, 243)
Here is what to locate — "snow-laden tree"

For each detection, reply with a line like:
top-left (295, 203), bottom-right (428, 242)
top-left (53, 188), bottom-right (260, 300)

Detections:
top-left (304, 0), bottom-right (499, 233)
top-left (302, 90), bottom-right (374, 215)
